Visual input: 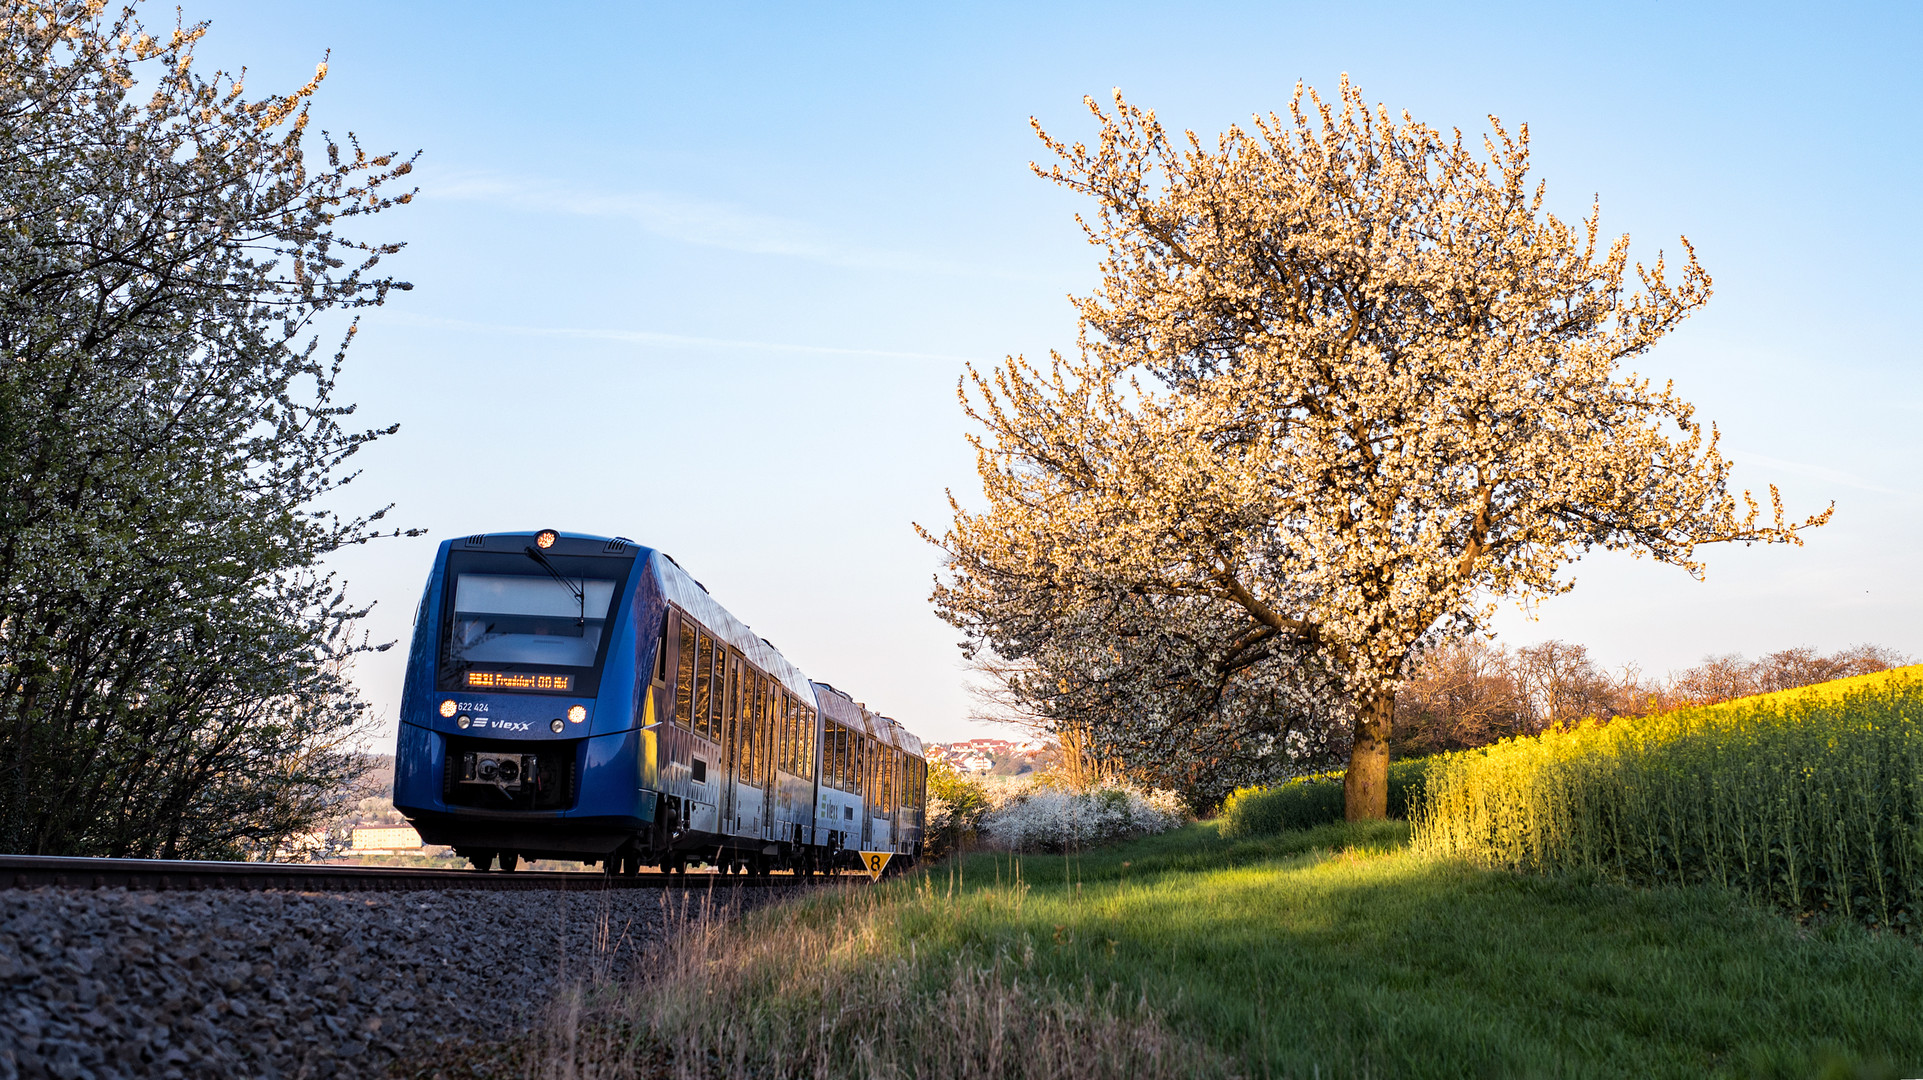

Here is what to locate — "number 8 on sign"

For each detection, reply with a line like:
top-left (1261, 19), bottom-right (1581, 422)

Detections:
top-left (862, 851), bottom-right (892, 880)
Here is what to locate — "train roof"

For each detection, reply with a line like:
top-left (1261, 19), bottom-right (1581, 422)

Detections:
top-left (651, 549), bottom-right (817, 703)
top-left (647, 544), bottom-right (927, 760)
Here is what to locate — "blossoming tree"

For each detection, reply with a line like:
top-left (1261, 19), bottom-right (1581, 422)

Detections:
top-left (927, 78), bottom-right (1828, 819)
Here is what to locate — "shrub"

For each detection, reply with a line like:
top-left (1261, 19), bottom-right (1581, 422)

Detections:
top-left (1219, 757), bottom-right (1434, 837)
top-left (925, 763), bottom-right (992, 859)
top-left (979, 785), bottom-right (1188, 853)
top-left (1412, 666), bottom-right (1923, 930)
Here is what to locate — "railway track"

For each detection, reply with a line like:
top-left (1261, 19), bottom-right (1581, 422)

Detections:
top-left (0, 853), bottom-right (842, 893)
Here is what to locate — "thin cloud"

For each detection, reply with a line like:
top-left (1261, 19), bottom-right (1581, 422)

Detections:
top-left (431, 172), bottom-right (1003, 277)
top-left (388, 312), bottom-right (981, 364)
top-left (1731, 450), bottom-right (1903, 497)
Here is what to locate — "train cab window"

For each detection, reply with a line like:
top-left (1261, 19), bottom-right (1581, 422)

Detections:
top-left (674, 616), bottom-right (695, 728)
top-left (654, 623), bottom-right (668, 685)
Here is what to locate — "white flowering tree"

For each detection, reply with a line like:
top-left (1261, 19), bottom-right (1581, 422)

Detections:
top-left (0, 2), bottom-right (416, 856)
top-left (927, 78), bottom-right (1828, 820)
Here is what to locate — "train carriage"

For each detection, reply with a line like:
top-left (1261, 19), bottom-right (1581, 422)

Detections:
top-left (392, 528), bottom-right (927, 874)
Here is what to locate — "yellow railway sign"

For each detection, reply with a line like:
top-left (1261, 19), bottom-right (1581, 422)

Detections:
top-left (859, 850), bottom-right (893, 880)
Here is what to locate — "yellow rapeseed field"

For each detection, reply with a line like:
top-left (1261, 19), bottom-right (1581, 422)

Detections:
top-left (1413, 666), bottom-right (1923, 929)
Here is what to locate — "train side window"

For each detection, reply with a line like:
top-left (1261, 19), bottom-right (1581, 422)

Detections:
top-left (783, 695), bottom-right (796, 774)
top-left (772, 694), bottom-right (784, 775)
top-left (823, 723), bottom-right (837, 791)
top-left (803, 708), bottom-right (816, 780)
top-left (735, 666), bottom-right (755, 782)
top-left (784, 695), bottom-right (797, 775)
top-left (769, 686), bottom-right (781, 784)
top-left (707, 642), bottom-right (724, 740)
top-left (755, 674), bottom-right (771, 786)
top-left (654, 621), bottom-right (668, 685)
top-left (822, 723), bottom-right (832, 791)
top-left (823, 723), bottom-right (837, 790)
top-left (723, 655), bottom-right (739, 773)
top-left (742, 673), bottom-right (757, 784)
top-left (834, 724), bottom-right (847, 791)
top-left (673, 615), bottom-right (694, 728)
top-left (694, 631), bottom-right (713, 740)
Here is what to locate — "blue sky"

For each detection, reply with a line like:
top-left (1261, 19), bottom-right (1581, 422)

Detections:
top-left (179, 1), bottom-right (1920, 743)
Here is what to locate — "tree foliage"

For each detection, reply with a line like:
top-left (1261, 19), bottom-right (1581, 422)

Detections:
top-left (927, 78), bottom-right (1827, 819)
top-left (0, 2), bottom-right (416, 857)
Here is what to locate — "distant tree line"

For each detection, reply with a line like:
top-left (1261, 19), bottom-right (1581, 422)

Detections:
top-left (1391, 640), bottom-right (1906, 758)
top-left (0, 3), bottom-right (414, 858)
top-left (974, 638), bottom-right (1905, 812)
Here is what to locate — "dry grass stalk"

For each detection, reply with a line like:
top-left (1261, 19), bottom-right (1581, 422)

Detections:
top-left (521, 882), bottom-right (1233, 1080)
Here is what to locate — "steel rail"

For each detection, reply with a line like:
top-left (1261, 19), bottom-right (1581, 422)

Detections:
top-left (0, 854), bottom-right (846, 893)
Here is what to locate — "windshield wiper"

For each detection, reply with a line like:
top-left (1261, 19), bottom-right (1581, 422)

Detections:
top-left (525, 545), bottom-right (586, 625)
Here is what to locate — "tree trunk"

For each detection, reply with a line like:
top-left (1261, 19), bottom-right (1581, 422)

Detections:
top-left (1343, 689), bottom-right (1394, 821)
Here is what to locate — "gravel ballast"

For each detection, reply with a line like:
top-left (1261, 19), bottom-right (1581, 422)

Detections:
top-left (0, 882), bottom-right (768, 1079)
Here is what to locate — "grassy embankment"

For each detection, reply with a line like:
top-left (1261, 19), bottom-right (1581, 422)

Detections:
top-left (489, 670), bottom-right (1923, 1080)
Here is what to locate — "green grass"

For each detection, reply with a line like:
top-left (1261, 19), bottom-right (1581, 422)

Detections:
top-left (526, 821), bottom-right (1923, 1080)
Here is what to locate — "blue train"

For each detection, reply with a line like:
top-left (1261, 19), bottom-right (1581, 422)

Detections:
top-left (392, 529), bottom-right (928, 875)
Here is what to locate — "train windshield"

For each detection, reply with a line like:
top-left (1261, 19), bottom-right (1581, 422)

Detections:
top-left (450, 574), bottom-right (617, 667)
top-left (438, 549), bottom-right (633, 694)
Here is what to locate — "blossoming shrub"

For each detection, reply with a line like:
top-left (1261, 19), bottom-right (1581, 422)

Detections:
top-left (1413, 666), bottom-right (1923, 930)
top-left (1219, 758), bottom-right (1434, 837)
top-left (979, 785), bottom-right (1188, 853)
top-left (924, 763), bottom-right (993, 859)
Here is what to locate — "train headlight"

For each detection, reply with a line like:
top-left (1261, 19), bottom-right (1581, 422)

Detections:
top-left (477, 759), bottom-right (499, 781)
top-left (550, 718), bottom-right (565, 733)
top-left (567, 705), bottom-right (586, 723)
top-left (439, 699), bottom-right (458, 718)
top-left (497, 759), bottom-right (519, 783)
top-left (535, 529), bottom-right (558, 549)
top-left (457, 715), bottom-right (472, 729)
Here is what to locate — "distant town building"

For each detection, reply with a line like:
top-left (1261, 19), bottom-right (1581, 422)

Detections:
top-left (926, 737), bottom-right (1058, 775)
top-left (351, 825), bottom-right (424, 853)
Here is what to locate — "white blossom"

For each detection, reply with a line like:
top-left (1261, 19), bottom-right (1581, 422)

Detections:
top-left (978, 783), bottom-right (1188, 853)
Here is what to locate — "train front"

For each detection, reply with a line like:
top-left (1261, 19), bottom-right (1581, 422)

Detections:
top-left (392, 529), bottom-right (661, 867)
